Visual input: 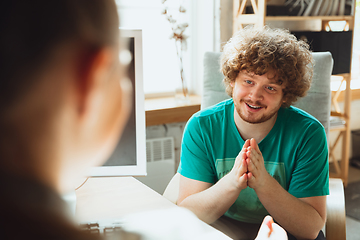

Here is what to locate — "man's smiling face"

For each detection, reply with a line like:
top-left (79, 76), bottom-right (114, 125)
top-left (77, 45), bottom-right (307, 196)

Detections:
top-left (231, 70), bottom-right (285, 124)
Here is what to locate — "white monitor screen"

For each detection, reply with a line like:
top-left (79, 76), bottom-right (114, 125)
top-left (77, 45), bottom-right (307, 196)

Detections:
top-left (89, 29), bottom-right (146, 177)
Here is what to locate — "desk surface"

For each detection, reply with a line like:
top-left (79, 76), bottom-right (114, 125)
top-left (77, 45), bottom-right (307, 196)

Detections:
top-left (75, 177), bottom-right (176, 222)
top-left (75, 177), bottom-right (231, 239)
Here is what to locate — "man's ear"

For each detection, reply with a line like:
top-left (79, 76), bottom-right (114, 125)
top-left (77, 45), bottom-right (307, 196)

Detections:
top-left (75, 47), bottom-right (114, 115)
top-left (281, 95), bottom-right (288, 104)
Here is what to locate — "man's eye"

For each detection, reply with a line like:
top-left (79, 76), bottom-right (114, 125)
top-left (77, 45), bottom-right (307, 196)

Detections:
top-left (245, 80), bottom-right (252, 84)
top-left (266, 86), bottom-right (276, 91)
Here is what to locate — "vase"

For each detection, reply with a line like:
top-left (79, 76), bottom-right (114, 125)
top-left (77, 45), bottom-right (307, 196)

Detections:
top-left (174, 51), bottom-right (190, 105)
top-left (174, 74), bottom-right (190, 105)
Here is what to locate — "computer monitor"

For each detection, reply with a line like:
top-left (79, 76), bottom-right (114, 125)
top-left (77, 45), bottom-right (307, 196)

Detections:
top-left (89, 28), bottom-right (146, 177)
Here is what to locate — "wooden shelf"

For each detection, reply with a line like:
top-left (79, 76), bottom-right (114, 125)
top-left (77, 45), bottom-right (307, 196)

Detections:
top-left (330, 125), bottom-right (347, 132)
top-left (265, 15), bottom-right (354, 22)
top-left (145, 95), bottom-right (201, 126)
top-left (233, 0), bottom-right (355, 31)
top-left (332, 87), bottom-right (360, 102)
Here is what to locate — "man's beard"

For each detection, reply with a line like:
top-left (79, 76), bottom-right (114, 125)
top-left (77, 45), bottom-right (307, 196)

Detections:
top-left (235, 99), bottom-right (281, 124)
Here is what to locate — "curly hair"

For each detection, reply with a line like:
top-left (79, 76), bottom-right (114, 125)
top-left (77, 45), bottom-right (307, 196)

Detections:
top-left (221, 26), bottom-right (313, 108)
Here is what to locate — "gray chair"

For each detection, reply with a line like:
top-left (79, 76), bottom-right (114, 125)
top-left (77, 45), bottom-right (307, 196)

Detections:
top-left (164, 52), bottom-right (346, 240)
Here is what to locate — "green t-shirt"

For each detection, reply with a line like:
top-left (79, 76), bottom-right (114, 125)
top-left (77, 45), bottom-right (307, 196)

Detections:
top-left (178, 99), bottom-right (329, 223)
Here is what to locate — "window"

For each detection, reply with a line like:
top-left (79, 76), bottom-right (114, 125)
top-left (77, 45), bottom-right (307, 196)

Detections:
top-left (116, 0), bottom-right (217, 97)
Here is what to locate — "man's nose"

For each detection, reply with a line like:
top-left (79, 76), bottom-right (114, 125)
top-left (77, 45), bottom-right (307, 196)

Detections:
top-left (250, 86), bottom-right (264, 101)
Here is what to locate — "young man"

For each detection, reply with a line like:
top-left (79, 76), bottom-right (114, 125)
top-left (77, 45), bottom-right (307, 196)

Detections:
top-left (0, 0), bottom-right (132, 239)
top-left (177, 27), bottom-right (329, 240)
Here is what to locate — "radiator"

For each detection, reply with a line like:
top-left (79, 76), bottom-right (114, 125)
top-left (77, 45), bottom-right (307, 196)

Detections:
top-left (135, 137), bottom-right (175, 194)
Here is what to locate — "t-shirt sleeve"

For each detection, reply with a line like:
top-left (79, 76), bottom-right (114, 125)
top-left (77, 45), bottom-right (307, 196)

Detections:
top-left (288, 122), bottom-right (329, 198)
top-left (177, 115), bottom-right (217, 183)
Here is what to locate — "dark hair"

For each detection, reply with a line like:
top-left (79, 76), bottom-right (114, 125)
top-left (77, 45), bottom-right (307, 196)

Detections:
top-left (221, 26), bottom-right (313, 108)
top-left (0, 0), bottom-right (119, 110)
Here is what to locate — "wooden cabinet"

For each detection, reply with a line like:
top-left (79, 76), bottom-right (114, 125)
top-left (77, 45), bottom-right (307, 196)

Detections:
top-left (232, 0), bottom-right (355, 186)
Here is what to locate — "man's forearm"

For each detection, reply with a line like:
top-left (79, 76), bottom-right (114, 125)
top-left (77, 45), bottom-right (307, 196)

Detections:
top-left (256, 176), bottom-right (326, 239)
top-left (178, 174), bottom-right (242, 224)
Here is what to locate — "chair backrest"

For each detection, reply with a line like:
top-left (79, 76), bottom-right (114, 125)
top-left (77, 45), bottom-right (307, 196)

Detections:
top-left (202, 51), bottom-right (333, 136)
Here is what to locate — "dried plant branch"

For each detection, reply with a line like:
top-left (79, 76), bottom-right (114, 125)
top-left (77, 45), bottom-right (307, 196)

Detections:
top-left (161, 0), bottom-right (189, 97)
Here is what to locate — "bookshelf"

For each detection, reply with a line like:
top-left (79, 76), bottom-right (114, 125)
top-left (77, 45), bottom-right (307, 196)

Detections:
top-left (233, 0), bottom-right (356, 186)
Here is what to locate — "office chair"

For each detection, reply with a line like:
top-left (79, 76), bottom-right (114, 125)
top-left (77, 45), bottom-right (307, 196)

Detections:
top-left (163, 51), bottom-right (346, 240)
